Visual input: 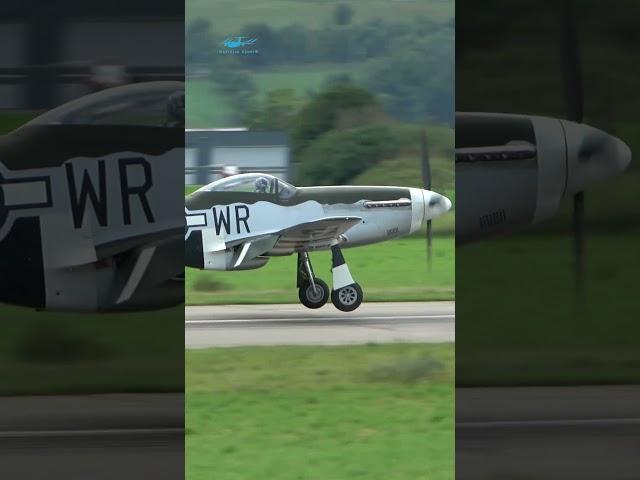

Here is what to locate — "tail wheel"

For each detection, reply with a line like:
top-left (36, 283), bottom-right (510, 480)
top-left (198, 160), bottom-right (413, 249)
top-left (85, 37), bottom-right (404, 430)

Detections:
top-left (298, 279), bottom-right (330, 309)
top-left (331, 283), bottom-right (363, 312)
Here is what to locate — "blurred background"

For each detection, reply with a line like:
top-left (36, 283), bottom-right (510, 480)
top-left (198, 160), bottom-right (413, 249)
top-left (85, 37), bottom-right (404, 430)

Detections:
top-left (185, 1), bottom-right (454, 480)
top-left (0, 1), bottom-right (183, 478)
top-left (185, 0), bottom-right (454, 305)
top-left (456, 0), bottom-right (640, 478)
top-left (0, 1), bottom-right (182, 125)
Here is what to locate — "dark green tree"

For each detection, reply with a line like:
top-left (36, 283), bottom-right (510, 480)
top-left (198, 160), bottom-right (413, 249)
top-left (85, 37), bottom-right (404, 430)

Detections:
top-left (296, 125), bottom-right (398, 185)
top-left (364, 36), bottom-right (454, 125)
top-left (238, 23), bottom-right (276, 66)
top-left (292, 82), bottom-right (380, 156)
top-left (186, 19), bottom-right (216, 67)
top-left (333, 3), bottom-right (355, 26)
top-left (245, 89), bottom-right (304, 131)
top-left (210, 65), bottom-right (257, 121)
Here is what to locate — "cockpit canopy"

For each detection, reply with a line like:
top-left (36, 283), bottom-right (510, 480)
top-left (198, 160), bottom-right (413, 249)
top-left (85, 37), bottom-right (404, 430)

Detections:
top-left (20, 81), bottom-right (184, 128)
top-left (196, 173), bottom-right (297, 199)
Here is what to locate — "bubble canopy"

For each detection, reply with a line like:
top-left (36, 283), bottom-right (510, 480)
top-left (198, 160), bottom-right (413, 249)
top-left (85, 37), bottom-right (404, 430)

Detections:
top-left (196, 173), bottom-right (297, 199)
top-left (20, 81), bottom-right (184, 128)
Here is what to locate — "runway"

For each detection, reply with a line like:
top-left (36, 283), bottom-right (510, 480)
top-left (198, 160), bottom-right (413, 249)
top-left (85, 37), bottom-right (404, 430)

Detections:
top-left (457, 385), bottom-right (640, 479)
top-left (185, 301), bottom-right (454, 347)
top-left (0, 393), bottom-right (183, 479)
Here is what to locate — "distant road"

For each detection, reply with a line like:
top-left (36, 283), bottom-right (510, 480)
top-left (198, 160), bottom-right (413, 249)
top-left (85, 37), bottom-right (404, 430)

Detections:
top-left (185, 301), bottom-right (454, 347)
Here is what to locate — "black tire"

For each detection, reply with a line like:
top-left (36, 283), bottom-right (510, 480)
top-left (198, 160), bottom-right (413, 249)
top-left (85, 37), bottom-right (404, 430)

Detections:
top-left (298, 279), bottom-right (330, 309)
top-left (331, 283), bottom-right (363, 312)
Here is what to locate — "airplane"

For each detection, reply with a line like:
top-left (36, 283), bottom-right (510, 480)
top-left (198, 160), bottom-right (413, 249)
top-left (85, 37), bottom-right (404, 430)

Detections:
top-left (454, 0), bottom-right (634, 310)
top-left (456, 111), bottom-right (630, 244)
top-left (0, 81), bottom-right (185, 312)
top-left (185, 173), bottom-right (452, 311)
top-left (455, 0), bottom-right (632, 292)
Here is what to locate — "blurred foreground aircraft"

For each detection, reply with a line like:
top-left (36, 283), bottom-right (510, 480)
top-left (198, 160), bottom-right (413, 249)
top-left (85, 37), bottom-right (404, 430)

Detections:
top-left (455, 0), bottom-right (632, 293)
top-left (0, 82), bottom-right (184, 311)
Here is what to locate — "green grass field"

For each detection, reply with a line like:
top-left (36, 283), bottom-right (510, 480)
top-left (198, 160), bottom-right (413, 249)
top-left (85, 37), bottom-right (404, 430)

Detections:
top-left (186, 235), bottom-right (454, 304)
top-left (457, 232), bottom-right (640, 386)
top-left (253, 62), bottom-right (366, 96)
top-left (187, 80), bottom-right (239, 128)
top-left (0, 305), bottom-right (184, 395)
top-left (186, 343), bottom-right (454, 480)
top-left (187, 0), bottom-right (453, 31)
top-left (0, 110), bottom-right (39, 133)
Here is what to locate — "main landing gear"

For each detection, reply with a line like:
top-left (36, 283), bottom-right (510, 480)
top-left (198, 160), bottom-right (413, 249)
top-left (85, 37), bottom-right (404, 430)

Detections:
top-left (296, 245), bottom-right (364, 312)
top-left (297, 251), bottom-right (330, 309)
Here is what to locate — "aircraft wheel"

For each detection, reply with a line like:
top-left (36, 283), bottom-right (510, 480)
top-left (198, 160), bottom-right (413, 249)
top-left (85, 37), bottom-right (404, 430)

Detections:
top-left (331, 283), bottom-right (363, 312)
top-left (298, 279), bottom-right (330, 309)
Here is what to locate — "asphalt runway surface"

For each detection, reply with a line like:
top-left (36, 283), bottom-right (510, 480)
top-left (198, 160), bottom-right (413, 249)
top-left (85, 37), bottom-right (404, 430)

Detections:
top-left (185, 301), bottom-right (455, 347)
top-left (0, 394), bottom-right (183, 479)
top-left (457, 385), bottom-right (640, 479)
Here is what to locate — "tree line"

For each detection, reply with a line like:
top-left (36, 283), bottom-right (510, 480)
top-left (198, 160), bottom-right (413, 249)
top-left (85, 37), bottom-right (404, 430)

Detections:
top-left (186, 9), bottom-right (453, 125)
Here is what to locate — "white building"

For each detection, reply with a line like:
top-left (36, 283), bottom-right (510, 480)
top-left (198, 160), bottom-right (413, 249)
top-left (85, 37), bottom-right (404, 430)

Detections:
top-left (185, 129), bottom-right (291, 186)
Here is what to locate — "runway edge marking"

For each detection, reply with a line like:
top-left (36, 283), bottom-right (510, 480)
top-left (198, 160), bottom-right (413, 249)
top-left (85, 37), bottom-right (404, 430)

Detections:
top-left (185, 314), bottom-right (455, 325)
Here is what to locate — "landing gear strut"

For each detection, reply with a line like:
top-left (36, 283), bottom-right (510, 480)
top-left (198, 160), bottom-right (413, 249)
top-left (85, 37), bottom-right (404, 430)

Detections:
top-left (330, 244), bottom-right (363, 312)
top-left (296, 247), bottom-right (363, 311)
top-left (297, 252), bottom-right (329, 309)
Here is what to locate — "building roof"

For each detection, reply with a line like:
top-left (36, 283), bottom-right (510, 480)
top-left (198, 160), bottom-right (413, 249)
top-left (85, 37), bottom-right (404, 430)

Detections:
top-left (186, 130), bottom-right (289, 148)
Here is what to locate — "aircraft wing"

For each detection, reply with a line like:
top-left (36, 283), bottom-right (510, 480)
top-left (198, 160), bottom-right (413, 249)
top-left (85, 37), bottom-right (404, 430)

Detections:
top-left (229, 216), bottom-right (362, 268)
top-left (275, 216), bottom-right (362, 249)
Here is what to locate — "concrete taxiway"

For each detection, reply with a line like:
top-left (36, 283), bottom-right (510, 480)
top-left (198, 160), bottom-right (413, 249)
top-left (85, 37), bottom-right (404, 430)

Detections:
top-left (185, 301), bottom-right (454, 348)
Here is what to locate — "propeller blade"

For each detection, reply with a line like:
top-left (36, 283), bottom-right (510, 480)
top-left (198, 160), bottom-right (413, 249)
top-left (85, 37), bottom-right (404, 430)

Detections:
top-left (573, 191), bottom-right (585, 293)
top-left (421, 129), bottom-right (433, 269)
top-left (562, 0), bottom-right (586, 294)
top-left (561, 0), bottom-right (583, 123)
top-left (426, 219), bottom-right (433, 270)
top-left (421, 129), bottom-right (431, 190)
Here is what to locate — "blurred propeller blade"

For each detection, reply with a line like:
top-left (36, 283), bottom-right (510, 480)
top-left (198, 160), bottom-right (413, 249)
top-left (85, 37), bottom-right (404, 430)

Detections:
top-left (421, 129), bottom-right (433, 269)
top-left (572, 191), bottom-right (585, 291)
top-left (562, 0), bottom-right (583, 124)
top-left (562, 0), bottom-right (586, 294)
top-left (426, 219), bottom-right (433, 270)
top-left (421, 129), bottom-right (431, 190)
